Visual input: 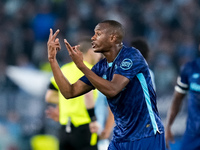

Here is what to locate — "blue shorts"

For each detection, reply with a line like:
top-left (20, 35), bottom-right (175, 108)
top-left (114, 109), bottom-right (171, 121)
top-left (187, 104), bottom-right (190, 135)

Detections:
top-left (179, 132), bottom-right (200, 150)
top-left (108, 133), bottom-right (166, 150)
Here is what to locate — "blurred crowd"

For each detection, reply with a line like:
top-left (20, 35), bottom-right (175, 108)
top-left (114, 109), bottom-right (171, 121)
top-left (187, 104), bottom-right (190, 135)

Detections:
top-left (0, 0), bottom-right (200, 149)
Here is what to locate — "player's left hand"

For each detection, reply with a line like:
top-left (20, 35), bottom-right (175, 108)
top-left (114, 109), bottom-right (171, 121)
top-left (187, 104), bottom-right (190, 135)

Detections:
top-left (64, 39), bottom-right (84, 69)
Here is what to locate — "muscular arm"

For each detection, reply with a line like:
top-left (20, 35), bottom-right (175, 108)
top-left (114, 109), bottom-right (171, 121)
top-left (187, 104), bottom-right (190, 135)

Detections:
top-left (100, 107), bottom-right (114, 139)
top-left (84, 90), bottom-right (95, 109)
top-left (80, 66), bottom-right (129, 99)
top-left (165, 91), bottom-right (185, 148)
top-left (47, 29), bottom-right (93, 99)
top-left (45, 88), bottom-right (60, 122)
top-left (166, 91), bottom-right (185, 129)
top-left (49, 59), bottom-right (93, 99)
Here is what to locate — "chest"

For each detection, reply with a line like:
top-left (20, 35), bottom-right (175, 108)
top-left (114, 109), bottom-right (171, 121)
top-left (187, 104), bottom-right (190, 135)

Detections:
top-left (102, 64), bottom-right (117, 81)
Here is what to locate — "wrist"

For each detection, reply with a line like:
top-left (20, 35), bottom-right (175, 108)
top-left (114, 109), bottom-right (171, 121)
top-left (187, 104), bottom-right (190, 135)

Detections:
top-left (87, 108), bottom-right (97, 122)
top-left (165, 124), bottom-right (171, 130)
top-left (48, 57), bottom-right (57, 63)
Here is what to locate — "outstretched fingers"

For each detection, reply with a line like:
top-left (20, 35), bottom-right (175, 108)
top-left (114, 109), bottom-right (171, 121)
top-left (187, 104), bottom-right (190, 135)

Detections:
top-left (48, 28), bottom-right (53, 41)
top-left (51, 29), bottom-right (60, 41)
top-left (55, 38), bottom-right (61, 51)
top-left (48, 29), bottom-right (60, 42)
top-left (64, 39), bottom-right (73, 55)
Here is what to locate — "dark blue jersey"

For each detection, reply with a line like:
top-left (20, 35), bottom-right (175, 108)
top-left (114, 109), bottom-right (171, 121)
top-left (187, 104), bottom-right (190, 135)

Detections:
top-left (175, 58), bottom-right (200, 135)
top-left (80, 46), bottom-right (164, 142)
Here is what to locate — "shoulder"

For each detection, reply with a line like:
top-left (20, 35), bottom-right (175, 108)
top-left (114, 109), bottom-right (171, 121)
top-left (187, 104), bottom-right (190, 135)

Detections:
top-left (179, 59), bottom-right (199, 76)
top-left (120, 46), bottom-right (143, 59)
top-left (117, 46), bottom-right (145, 67)
top-left (181, 59), bottom-right (195, 71)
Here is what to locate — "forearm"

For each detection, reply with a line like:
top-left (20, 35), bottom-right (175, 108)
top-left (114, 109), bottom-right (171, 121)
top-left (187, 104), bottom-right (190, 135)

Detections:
top-left (84, 91), bottom-right (95, 109)
top-left (85, 90), bottom-right (96, 122)
top-left (104, 107), bottom-right (114, 133)
top-left (79, 65), bottom-right (119, 98)
top-left (166, 92), bottom-right (185, 128)
top-left (49, 59), bottom-right (73, 99)
top-left (45, 90), bottom-right (59, 104)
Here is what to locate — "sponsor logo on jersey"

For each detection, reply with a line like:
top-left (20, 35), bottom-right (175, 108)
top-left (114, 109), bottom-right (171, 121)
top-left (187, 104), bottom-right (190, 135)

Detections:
top-left (120, 58), bottom-right (133, 70)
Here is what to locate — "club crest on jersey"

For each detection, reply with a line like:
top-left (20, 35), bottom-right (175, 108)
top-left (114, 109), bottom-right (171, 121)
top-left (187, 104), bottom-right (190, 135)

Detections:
top-left (120, 58), bottom-right (133, 70)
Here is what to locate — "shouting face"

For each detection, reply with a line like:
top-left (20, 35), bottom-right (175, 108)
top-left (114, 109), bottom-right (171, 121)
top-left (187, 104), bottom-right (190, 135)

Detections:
top-left (91, 23), bottom-right (113, 53)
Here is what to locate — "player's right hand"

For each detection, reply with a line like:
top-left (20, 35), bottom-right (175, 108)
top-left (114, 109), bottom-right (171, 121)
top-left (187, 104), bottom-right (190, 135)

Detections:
top-left (165, 127), bottom-right (175, 149)
top-left (47, 28), bottom-right (61, 62)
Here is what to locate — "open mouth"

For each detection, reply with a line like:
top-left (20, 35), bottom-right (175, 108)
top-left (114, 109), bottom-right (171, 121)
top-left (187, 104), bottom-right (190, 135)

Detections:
top-left (91, 42), bottom-right (96, 48)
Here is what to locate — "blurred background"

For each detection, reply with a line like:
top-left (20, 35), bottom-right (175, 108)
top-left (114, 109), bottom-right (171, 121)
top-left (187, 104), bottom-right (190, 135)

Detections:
top-left (0, 0), bottom-right (200, 149)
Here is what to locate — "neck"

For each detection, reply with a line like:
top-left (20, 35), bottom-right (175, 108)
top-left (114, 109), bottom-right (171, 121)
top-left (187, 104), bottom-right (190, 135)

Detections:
top-left (104, 44), bottom-right (123, 63)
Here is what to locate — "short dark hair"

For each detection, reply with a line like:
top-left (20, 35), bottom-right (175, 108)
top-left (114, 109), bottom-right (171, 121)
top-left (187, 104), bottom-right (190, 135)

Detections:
top-left (100, 20), bottom-right (125, 42)
top-left (131, 37), bottom-right (149, 59)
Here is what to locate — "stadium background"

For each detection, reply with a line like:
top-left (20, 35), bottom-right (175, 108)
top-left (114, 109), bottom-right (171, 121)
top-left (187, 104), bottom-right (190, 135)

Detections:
top-left (0, 0), bottom-right (200, 149)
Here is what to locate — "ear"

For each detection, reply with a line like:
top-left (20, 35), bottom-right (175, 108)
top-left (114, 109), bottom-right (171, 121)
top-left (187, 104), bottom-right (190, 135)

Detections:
top-left (110, 34), bottom-right (117, 43)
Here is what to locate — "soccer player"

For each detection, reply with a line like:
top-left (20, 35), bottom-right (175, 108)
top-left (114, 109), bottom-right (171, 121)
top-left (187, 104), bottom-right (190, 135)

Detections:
top-left (165, 44), bottom-right (200, 150)
top-left (47, 20), bottom-right (166, 149)
top-left (45, 38), bottom-right (101, 150)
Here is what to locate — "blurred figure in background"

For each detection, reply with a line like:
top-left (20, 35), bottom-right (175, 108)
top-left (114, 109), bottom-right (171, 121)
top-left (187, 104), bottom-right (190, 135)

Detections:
top-left (165, 42), bottom-right (200, 150)
top-left (131, 37), bottom-right (156, 90)
top-left (95, 91), bottom-right (114, 150)
top-left (45, 38), bottom-right (101, 150)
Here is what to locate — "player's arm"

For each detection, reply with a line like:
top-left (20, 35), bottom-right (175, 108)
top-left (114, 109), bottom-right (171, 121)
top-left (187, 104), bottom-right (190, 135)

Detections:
top-left (165, 91), bottom-right (185, 148)
top-left (45, 81), bottom-right (59, 104)
top-left (80, 70), bottom-right (129, 99)
top-left (45, 89), bottom-right (59, 104)
top-left (84, 90), bottom-right (100, 133)
top-left (100, 107), bottom-right (114, 139)
top-left (47, 29), bottom-right (93, 99)
top-left (166, 91), bottom-right (185, 129)
top-left (84, 91), bottom-right (95, 109)
top-left (64, 40), bottom-right (129, 98)
top-left (45, 82), bottom-right (60, 121)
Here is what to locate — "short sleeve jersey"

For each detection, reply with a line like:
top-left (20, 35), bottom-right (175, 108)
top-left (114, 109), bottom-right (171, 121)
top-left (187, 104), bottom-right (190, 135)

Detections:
top-left (80, 46), bottom-right (164, 142)
top-left (175, 58), bottom-right (200, 135)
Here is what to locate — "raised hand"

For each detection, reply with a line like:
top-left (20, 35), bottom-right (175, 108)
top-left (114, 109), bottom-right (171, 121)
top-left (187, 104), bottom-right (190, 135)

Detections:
top-left (64, 39), bottom-right (84, 69)
top-left (47, 29), bottom-right (61, 62)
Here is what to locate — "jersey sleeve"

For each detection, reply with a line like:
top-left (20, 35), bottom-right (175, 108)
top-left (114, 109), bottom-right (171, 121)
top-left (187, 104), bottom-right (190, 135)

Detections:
top-left (175, 62), bottom-right (190, 94)
top-left (115, 49), bottom-right (147, 80)
top-left (79, 64), bottom-right (98, 88)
